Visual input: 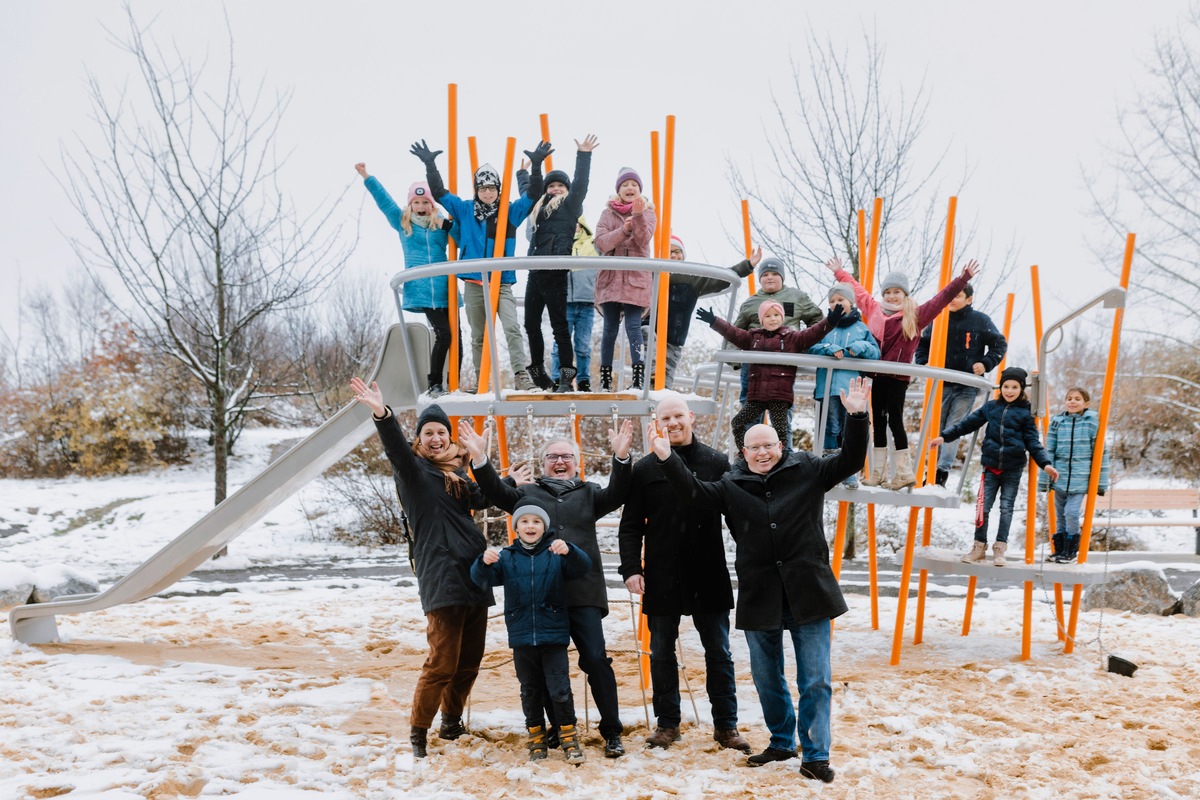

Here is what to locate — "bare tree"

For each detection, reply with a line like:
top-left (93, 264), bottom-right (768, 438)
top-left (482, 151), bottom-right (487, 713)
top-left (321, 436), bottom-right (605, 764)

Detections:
top-left (58, 7), bottom-right (354, 507)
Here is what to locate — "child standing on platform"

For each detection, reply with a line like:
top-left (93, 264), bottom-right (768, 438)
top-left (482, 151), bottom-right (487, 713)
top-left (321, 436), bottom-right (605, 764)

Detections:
top-left (828, 257), bottom-right (980, 490)
top-left (594, 167), bottom-right (657, 391)
top-left (470, 499), bottom-right (591, 764)
top-left (930, 367), bottom-right (1059, 567)
top-left (1038, 387), bottom-right (1110, 563)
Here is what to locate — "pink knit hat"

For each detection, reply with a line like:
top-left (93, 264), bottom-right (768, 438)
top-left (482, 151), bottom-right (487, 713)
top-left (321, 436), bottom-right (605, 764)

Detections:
top-left (669, 234), bottom-right (685, 257)
top-left (407, 181), bottom-right (434, 206)
top-left (757, 300), bottom-right (785, 324)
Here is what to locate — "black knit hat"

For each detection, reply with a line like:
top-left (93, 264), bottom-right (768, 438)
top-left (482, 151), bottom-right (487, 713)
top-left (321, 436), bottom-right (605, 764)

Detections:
top-left (999, 367), bottom-right (1028, 388)
top-left (544, 169), bottom-right (571, 191)
top-left (416, 404), bottom-right (452, 436)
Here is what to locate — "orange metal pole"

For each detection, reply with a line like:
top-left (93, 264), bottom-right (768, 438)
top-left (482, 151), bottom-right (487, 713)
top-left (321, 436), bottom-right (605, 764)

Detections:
top-left (638, 601), bottom-right (651, 690)
top-left (994, 294), bottom-right (1015, 398)
top-left (914, 507), bottom-right (931, 645)
top-left (476, 138), bottom-right (517, 395)
top-left (742, 200), bottom-right (756, 295)
top-left (653, 116), bottom-right (676, 390)
top-left (864, 198), bottom-right (883, 291)
top-left (539, 113), bottom-right (553, 173)
top-left (1026, 263), bottom-right (1047, 659)
top-left (1031, 265), bottom-right (1056, 552)
top-left (650, 131), bottom-right (662, 245)
top-left (961, 576), bottom-right (977, 635)
top-left (468, 136), bottom-right (479, 176)
top-left (889, 507), bottom-right (921, 665)
top-left (867, 504), bottom-right (879, 630)
top-left (1066, 232), bottom-right (1135, 653)
top-left (447, 85), bottom-right (461, 394)
top-left (496, 418), bottom-right (516, 544)
top-left (856, 209), bottom-right (867, 274)
top-left (832, 503), bottom-right (849, 579)
top-left (573, 415), bottom-right (585, 481)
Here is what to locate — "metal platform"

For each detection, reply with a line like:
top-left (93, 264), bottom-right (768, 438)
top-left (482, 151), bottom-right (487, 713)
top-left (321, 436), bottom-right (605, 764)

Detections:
top-left (826, 484), bottom-right (963, 508)
top-left (912, 546), bottom-right (1114, 585)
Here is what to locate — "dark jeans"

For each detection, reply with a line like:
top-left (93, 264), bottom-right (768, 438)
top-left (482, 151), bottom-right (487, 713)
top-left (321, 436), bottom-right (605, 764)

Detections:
top-left (600, 302), bottom-right (645, 367)
top-left (514, 644), bottom-right (575, 729)
top-left (871, 376), bottom-right (909, 449)
top-left (421, 308), bottom-right (456, 388)
top-left (647, 611), bottom-right (738, 729)
top-left (816, 395), bottom-right (848, 452)
top-left (525, 270), bottom-right (572, 369)
top-left (974, 467), bottom-right (1024, 544)
top-left (567, 605), bottom-right (623, 738)
top-left (411, 604), bottom-right (488, 728)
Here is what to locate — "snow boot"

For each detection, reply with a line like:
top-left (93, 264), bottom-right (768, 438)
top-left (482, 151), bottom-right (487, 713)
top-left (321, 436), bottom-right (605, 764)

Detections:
top-left (862, 447), bottom-right (889, 487)
top-left (935, 468), bottom-right (949, 488)
top-left (800, 760), bottom-right (836, 783)
top-left (555, 366), bottom-right (576, 393)
top-left (599, 365), bottom-right (613, 391)
top-left (1064, 534), bottom-right (1081, 562)
top-left (884, 449), bottom-right (916, 490)
top-left (960, 540), bottom-right (988, 564)
top-left (513, 369), bottom-right (537, 391)
top-left (1046, 533), bottom-right (1065, 562)
top-left (645, 726), bottom-right (680, 749)
top-left (527, 363), bottom-right (554, 391)
top-left (438, 716), bottom-right (466, 740)
top-left (576, 378), bottom-right (591, 393)
top-left (526, 725), bottom-right (549, 761)
top-left (992, 541), bottom-right (1008, 567)
top-left (410, 726), bottom-right (428, 758)
top-left (714, 727), bottom-right (752, 753)
top-left (560, 724), bottom-right (585, 764)
top-left (631, 363), bottom-right (645, 390)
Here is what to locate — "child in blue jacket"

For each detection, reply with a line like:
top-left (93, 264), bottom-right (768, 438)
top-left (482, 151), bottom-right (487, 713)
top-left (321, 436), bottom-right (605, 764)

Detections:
top-left (471, 499), bottom-right (591, 764)
top-left (931, 367), bottom-right (1059, 566)
top-left (1038, 386), bottom-right (1110, 562)
top-left (356, 163), bottom-right (460, 397)
top-left (808, 282), bottom-right (880, 487)
top-left (411, 139), bottom-right (551, 391)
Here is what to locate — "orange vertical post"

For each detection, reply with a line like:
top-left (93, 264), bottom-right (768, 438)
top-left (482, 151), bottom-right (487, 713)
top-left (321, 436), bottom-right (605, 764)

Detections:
top-left (539, 114), bottom-right (553, 172)
top-left (573, 415), bottom-right (585, 481)
top-left (468, 137), bottom-right (479, 176)
top-left (1027, 264), bottom-right (1048, 655)
top-left (1066, 232), bottom-right (1134, 653)
top-left (865, 197), bottom-right (883, 290)
top-left (889, 507), bottom-right (921, 665)
top-left (653, 116), bottom-right (676, 390)
top-left (475, 138), bottom-right (517, 395)
top-left (446, 85), bottom-right (461, 394)
top-left (650, 131), bottom-right (662, 241)
top-left (742, 200), bottom-right (756, 295)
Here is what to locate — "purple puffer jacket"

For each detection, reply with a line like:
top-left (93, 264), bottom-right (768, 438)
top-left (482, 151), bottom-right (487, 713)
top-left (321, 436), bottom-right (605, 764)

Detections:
top-left (593, 202), bottom-right (658, 307)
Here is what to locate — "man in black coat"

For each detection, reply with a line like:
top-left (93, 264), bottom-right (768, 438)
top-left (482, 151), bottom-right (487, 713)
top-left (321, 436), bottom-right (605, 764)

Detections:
top-left (459, 418), bottom-right (635, 759)
top-left (648, 377), bottom-right (871, 784)
top-left (618, 392), bottom-right (750, 752)
top-left (914, 282), bottom-right (1007, 486)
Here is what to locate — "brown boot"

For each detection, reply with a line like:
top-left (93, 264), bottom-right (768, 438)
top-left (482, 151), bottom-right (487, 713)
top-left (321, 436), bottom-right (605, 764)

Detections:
top-left (714, 727), bottom-right (752, 752)
top-left (960, 541), bottom-right (987, 564)
top-left (883, 448), bottom-right (916, 490)
top-left (993, 541), bottom-right (1008, 567)
top-left (861, 447), bottom-right (888, 486)
top-left (409, 726), bottom-right (428, 758)
top-left (645, 725), bottom-right (680, 749)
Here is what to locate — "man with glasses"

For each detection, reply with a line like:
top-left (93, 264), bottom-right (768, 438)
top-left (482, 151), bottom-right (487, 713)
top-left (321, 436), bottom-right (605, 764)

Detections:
top-left (647, 377), bottom-right (870, 784)
top-left (459, 418), bottom-right (635, 758)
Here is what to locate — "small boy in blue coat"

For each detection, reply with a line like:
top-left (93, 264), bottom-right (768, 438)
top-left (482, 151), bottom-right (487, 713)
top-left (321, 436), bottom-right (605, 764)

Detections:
top-left (471, 499), bottom-right (591, 763)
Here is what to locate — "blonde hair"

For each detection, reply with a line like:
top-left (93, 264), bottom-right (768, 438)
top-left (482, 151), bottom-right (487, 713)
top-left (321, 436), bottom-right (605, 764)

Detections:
top-left (400, 206), bottom-right (444, 237)
top-left (898, 296), bottom-right (919, 340)
top-left (530, 192), bottom-right (567, 223)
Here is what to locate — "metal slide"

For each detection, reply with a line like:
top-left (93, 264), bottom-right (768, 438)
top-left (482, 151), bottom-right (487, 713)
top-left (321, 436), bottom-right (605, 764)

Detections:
top-left (9, 323), bottom-right (430, 644)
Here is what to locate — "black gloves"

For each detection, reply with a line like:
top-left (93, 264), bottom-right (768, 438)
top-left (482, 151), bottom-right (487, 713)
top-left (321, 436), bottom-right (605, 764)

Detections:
top-left (523, 141), bottom-right (554, 166)
top-left (695, 307), bottom-right (716, 325)
top-left (410, 140), bottom-right (443, 164)
top-left (826, 304), bottom-right (846, 327)
top-left (1098, 488), bottom-right (1106, 496)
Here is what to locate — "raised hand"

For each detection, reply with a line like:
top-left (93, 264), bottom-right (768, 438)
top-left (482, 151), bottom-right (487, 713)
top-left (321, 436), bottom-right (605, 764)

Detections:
top-left (825, 256), bottom-right (843, 274)
top-left (695, 307), bottom-right (717, 325)
top-left (632, 196), bottom-right (646, 214)
top-left (519, 158), bottom-right (530, 172)
top-left (749, 245), bottom-right (763, 267)
top-left (839, 376), bottom-right (871, 415)
top-left (524, 141), bottom-right (553, 165)
top-left (962, 259), bottom-right (981, 279)
top-left (646, 421), bottom-right (671, 461)
top-left (825, 303), bottom-right (846, 327)
top-left (482, 549), bottom-right (500, 565)
top-left (609, 418), bottom-right (634, 460)
top-left (549, 539), bottom-right (570, 556)
top-left (350, 377), bottom-right (385, 417)
top-left (354, 162), bottom-right (369, 179)
top-left (410, 140), bottom-right (443, 164)
top-left (576, 133), bottom-right (600, 152)
top-left (457, 419), bottom-right (488, 462)
top-left (511, 463), bottom-right (535, 486)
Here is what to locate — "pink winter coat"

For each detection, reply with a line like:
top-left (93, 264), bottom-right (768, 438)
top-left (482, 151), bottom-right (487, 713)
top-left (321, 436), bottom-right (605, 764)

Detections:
top-left (593, 203), bottom-right (658, 307)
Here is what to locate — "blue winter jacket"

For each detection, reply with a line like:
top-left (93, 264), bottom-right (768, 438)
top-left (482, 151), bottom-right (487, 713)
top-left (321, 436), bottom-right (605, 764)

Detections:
top-left (808, 312), bottom-right (880, 400)
top-left (915, 305), bottom-right (1007, 374)
top-left (471, 540), bottom-right (591, 648)
top-left (941, 397), bottom-right (1053, 473)
top-left (426, 162), bottom-right (542, 285)
top-left (1037, 409), bottom-right (1110, 494)
top-left (363, 176), bottom-right (460, 312)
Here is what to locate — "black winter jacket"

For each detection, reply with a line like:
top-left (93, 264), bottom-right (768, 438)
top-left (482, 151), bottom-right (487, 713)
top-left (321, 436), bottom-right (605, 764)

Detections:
top-left (472, 457), bottom-right (631, 615)
top-left (374, 411), bottom-right (495, 613)
top-left (618, 438), bottom-right (734, 616)
top-left (657, 413), bottom-right (868, 630)
top-left (915, 305), bottom-right (1007, 374)
top-left (663, 259), bottom-right (755, 346)
top-left (470, 540), bottom-right (590, 648)
top-left (529, 151), bottom-right (591, 257)
top-left (941, 397), bottom-right (1052, 472)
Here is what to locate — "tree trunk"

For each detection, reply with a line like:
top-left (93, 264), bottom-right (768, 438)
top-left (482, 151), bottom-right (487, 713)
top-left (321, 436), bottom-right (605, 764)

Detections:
top-left (842, 503), bottom-right (857, 561)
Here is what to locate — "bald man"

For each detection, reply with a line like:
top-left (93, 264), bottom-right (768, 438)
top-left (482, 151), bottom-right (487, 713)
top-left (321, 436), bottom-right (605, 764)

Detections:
top-left (648, 377), bottom-right (870, 784)
top-left (618, 392), bottom-right (748, 752)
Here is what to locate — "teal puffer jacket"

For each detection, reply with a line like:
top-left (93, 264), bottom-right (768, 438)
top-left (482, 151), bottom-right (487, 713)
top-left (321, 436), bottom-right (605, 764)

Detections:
top-left (1038, 409), bottom-right (1110, 494)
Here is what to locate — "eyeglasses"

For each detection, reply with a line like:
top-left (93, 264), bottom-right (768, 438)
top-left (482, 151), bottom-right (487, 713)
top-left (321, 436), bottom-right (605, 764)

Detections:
top-left (544, 453), bottom-right (576, 462)
top-left (743, 443), bottom-right (779, 453)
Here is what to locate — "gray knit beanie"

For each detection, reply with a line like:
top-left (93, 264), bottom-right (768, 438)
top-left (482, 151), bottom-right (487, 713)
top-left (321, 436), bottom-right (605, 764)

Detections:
top-left (880, 271), bottom-right (910, 295)
top-left (828, 282), bottom-right (856, 306)
top-left (512, 499), bottom-right (552, 530)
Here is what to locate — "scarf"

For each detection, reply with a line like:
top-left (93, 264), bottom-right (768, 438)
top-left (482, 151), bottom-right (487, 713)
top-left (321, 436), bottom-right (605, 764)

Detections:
top-left (880, 299), bottom-right (903, 316)
top-left (836, 308), bottom-right (863, 328)
top-left (474, 198), bottom-right (499, 223)
top-left (608, 198), bottom-right (633, 215)
top-left (411, 440), bottom-right (469, 498)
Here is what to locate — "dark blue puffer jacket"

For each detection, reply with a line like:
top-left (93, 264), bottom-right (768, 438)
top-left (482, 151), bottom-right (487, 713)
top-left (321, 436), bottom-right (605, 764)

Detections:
top-left (470, 540), bottom-right (590, 647)
top-left (941, 397), bottom-right (1052, 472)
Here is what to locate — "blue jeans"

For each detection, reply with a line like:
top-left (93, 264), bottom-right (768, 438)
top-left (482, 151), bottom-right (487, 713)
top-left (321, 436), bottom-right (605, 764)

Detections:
top-left (600, 302), bottom-right (644, 367)
top-left (1054, 491), bottom-right (1084, 537)
top-left (744, 610), bottom-right (832, 761)
top-left (937, 384), bottom-right (980, 472)
top-left (551, 302), bottom-right (595, 383)
top-left (567, 606), bottom-right (623, 738)
top-left (815, 396), bottom-right (847, 452)
top-left (974, 468), bottom-right (1023, 544)
top-left (647, 611), bottom-right (738, 730)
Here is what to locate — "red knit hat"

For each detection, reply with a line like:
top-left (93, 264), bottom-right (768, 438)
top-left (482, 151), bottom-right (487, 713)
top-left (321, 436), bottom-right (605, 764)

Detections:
top-left (669, 234), bottom-right (685, 258)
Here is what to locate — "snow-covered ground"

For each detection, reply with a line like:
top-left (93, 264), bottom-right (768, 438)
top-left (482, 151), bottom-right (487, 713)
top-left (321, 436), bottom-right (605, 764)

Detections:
top-left (3, 428), bottom-right (1199, 798)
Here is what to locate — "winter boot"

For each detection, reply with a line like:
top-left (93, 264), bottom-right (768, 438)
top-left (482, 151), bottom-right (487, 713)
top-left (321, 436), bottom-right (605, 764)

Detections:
top-left (576, 378), bottom-right (591, 393)
top-left (556, 366), bottom-right (577, 393)
top-left (1046, 533), bottom-right (1065, 562)
top-left (714, 727), bottom-right (752, 753)
top-left (599, 365), bottom-right (614, 391)
top-left (800, 760), bottom-right (837, 783)
top-left (645, 725), bottom-right (680, 749)
top-left (861, 447), bottom-right (889, 487)
top-left (410, 726), bottom-right (428, 758)
top-left (992, 541), bottom-right (1008, 567)
top-left (884, 449), bottom-right (916, 490)
top-left (960, 540), bottom-right (988, 564)
top-left (513, 369), bottom-right (537, 391)
top-left (1064, 534), bottom-right (1081, 562)
top-left (426, 374), bottom-right (447, 399)
top-left (526, 725), bottom-right (549, 761)
top-left (438, 716), bottom-right (467, 740)
top-left (560, 724), bottom-right (585, 764)
top-left (527, 363), bottom-right (555, 391)
top-left (935, 468), bottom-right (949, 488)
top-left (631, 363), bottom-right (645, 390)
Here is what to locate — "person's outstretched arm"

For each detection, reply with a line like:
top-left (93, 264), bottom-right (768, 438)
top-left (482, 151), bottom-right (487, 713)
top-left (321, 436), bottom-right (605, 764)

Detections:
top-left (594, 419), bottom-right (634, 516)
top-left (458, 420), bottom-right (523, 511)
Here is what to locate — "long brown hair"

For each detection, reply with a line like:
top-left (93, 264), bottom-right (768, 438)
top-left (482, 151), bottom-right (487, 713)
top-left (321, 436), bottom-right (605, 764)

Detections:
top-left (411, 439), bottom-right (469, 498)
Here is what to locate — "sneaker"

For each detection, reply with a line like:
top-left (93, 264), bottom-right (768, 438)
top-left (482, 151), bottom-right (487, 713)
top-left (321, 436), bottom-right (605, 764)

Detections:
top-left (746, 747), bottom-right (797, 767)
top-left (714, 728), bottom-right (752, 753)
top-left (645, 726), bottom-right (680, 749)
top-left (426, 384), bottom-right (447, 399)
top-left (935, 469), bottom-right (949, 487)
top-left (841, 473), bottom-right (859, 489)
top-left (513, 370), bottom-right (537, 391)
top-left (576, 379), bottom-right (591, 393)
top-left (800, 760), bottom-right (836, 783)
top-left (603, 735), bottom-right (625, 758)
top-left (438, 716), bottom-right (466, 740)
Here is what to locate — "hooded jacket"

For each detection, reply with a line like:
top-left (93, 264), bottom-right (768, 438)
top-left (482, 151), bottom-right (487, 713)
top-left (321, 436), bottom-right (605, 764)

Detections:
top-left (593, 202), bottom-right (658, 306)
top-left (710, 316), bottom-right (833, 403)
top-left (807, 310), bottom-right (880, 400)
top-left (941, 396), bottom-right (1053, 473)
top-left (733, 286), bottom-right (824, 331)
top-left (914, 305), bottom-right (1007, 374)
top-left (470, 539), bottom-right (591, 647)
top-left (663, 259), bottom-right (755, 347)
top-left (1037, 409), bottom-right (1110, 494)
top-left (528, 151), bottom-right (592, 258)
top-left (363, 176), bottom-right (461, 311)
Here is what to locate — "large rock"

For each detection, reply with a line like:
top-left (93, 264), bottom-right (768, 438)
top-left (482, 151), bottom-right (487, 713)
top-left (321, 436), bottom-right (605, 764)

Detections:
top-left (31, 563), bottom-right (101, 604)
top-left (0, 563), bottom-right (36, 610)
top-left (1083, 567), bottom-right (1178, 616)
top-left (1180, 580), bottom-right (1200, 617)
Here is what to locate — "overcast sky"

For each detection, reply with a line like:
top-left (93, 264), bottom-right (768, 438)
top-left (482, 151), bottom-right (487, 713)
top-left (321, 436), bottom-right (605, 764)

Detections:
top-left (0, 1), bottom-right (1187, 364)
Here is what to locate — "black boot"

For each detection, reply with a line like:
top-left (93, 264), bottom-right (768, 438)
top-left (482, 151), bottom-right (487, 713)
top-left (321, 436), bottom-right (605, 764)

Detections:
top-left (527, 363), bottom-right (554, 391)
top-left (1047, 532), bottom-right (1065, 562)
top-left (556, 366), bottom-right (576, 393)
top-left (426, 374), bottom-right (446, 399)
top-left (631, 363), bottom-right (645, 390)
top-left (410, 726), bottom-right (428, 758)
top-left (576, 378), bottom-right (591, 393)
top-left (935, 468), bottom-right (949, 487)
top-left (599, 365), bottom-right (613, 391)
top-left (438, 716), bottom-right (467, 740)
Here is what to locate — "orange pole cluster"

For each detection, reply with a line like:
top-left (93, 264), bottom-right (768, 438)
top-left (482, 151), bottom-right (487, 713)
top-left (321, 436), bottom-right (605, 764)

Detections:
top-left (742, 200), bottom-right (756, 295)
top-left (653, 116), bottom-right (676, 390)
top-left (539, 114), bottom-right (553, 173)
top-left (447, 85), bottom-right (461, 394)
top-left (475, 138), bottom-right (517, 395)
